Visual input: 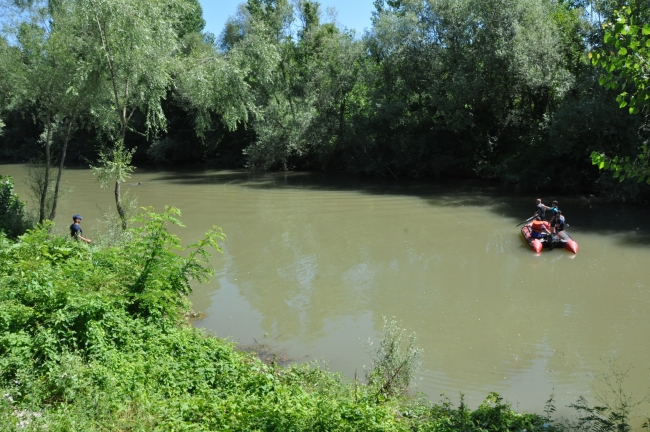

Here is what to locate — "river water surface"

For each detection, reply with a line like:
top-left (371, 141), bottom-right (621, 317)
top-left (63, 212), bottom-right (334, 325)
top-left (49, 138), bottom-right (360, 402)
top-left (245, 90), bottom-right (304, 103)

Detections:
top-left (3, 164), bottom-right (650, 419)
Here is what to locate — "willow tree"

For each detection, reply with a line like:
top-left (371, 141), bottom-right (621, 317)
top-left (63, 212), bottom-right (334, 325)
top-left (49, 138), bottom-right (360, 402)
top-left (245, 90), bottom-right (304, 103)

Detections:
top-left (71, 0), bottom-right (180, 229)
top-left (74, 0), bottom-right (259, 229)
top-left (1, 2), bottom-right (94, 223)
top-left (223, 0), bottom-right (364, 170)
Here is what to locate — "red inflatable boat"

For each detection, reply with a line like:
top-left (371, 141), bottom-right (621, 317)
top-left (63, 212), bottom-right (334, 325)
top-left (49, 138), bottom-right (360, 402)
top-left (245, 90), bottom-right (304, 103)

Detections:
top-left (521, 223), bottom-right (578, 254)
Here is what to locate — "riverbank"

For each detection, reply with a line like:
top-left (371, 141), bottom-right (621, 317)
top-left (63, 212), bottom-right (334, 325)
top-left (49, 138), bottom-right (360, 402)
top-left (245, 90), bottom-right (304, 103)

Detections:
top-left (0, 210), bottom-right (565, 431)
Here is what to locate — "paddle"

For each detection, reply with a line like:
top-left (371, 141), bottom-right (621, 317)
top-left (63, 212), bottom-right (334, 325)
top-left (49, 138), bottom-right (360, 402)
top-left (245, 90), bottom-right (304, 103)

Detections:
top-left (516, 215), bottom-right (536, 227)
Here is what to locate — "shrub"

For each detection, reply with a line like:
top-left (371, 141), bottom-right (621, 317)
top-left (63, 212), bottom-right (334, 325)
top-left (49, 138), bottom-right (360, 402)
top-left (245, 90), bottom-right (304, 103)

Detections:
top-left (0, 175), bottom-right (32, 238)
top-left (366, 316), bottom-right (422, 399)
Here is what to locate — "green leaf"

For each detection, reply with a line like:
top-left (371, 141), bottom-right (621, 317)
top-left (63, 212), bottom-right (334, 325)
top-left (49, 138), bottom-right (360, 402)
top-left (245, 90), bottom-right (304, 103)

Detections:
top-left (619, 47), bottom-right (628, 55)
top-left (599, 161), bottom-right (605, 169)
top-left (591, 151), bottom-right (602, 164)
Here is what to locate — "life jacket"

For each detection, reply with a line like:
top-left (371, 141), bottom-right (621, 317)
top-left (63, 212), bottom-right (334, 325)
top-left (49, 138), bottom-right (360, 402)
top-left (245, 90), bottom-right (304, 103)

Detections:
top-left (531, 220), bottom-right (547, 233)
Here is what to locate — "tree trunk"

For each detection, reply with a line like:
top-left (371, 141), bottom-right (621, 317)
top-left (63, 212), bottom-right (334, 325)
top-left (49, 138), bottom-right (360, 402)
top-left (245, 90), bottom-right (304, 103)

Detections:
top-left (339, 94), bottom-right (346, 143)
top-left (50, 107), bottom-right (78, 221)
top-left (39, 114), bottom-right (52, 224)
top-left (116, 123), bottom-right (128, 230)
top-left (115, 180), bottom-right (127, 230)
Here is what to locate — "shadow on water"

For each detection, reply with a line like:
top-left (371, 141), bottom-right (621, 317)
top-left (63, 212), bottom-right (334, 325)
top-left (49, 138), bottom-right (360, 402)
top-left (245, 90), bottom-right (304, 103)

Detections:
top-left (150, 169), bottom-right (650, 247)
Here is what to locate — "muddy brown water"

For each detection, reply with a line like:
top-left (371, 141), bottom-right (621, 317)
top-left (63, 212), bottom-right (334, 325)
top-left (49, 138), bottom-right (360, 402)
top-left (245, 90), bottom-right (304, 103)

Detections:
top-left (3, 164), bottom-right (650, 419)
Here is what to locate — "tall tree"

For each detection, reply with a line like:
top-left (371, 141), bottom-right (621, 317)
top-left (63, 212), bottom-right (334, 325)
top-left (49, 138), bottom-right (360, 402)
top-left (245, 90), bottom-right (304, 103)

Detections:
top-left (167, 0), bottom-right (206, 38)
top-left (233, 0), bottom-right (365, 170)
top-left (73, 0), bottom-right (262, 228)
top-left (73, 0), bottom-right (180, 228)
top-left (3, 1), bottom-right (94, 223)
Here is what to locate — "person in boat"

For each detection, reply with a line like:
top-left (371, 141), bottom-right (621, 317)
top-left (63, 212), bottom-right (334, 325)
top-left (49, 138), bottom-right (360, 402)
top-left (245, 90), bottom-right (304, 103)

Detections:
top-left (530, 216), bottom-right (551, 240)
top-left (534, 199), bottom-right (550, 221)
top-left (70, 214), bottom-right (92, 244)
top-left (547, 200), bottom-right (559, 233)
top-left (556, 210), bottom-right (566, 233)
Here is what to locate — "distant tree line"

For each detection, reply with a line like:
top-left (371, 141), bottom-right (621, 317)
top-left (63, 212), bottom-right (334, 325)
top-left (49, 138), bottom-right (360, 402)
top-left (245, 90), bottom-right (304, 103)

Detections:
top-left (1, 0), bottom-right (650, 204)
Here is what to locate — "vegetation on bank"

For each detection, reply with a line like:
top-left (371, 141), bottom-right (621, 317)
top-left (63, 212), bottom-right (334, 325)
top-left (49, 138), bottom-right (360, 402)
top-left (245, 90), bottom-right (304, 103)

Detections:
top-left (0, 176), bottom-right (32, 239)
top-left (1, 0), bottom-right (650, 207)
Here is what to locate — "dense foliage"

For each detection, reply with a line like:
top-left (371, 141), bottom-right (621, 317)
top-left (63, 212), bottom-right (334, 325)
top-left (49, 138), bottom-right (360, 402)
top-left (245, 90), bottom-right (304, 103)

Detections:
top-left (590, 6), bottom-right (650, 183)
top-left (0, 209), bottom-right (561, 430)
top-left (2, 0), bottom-right (650, 204)
top-left (0, 176), bottom-right (32, 239)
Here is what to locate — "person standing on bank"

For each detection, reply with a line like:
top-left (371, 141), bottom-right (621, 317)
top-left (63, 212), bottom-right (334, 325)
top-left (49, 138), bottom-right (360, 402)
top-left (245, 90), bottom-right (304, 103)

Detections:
top-left (70, 214), bottom-right (91, 244)
top-left (534, 198), bottom-right (550, 220)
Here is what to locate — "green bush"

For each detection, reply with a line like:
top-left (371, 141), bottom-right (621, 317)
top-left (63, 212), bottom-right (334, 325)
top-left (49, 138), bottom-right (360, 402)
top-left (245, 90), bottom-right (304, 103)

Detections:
top-left (0, 175), bottom-right (32, 239)
top-left (0, 208), bottom-right (558, 430)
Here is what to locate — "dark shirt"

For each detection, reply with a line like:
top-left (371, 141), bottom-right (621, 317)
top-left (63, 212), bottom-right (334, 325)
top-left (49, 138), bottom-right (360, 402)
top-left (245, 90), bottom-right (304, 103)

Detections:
top-left (70, 223), bottom-right (82, 239)
top-left (536, 203), bottom-right (546, 219)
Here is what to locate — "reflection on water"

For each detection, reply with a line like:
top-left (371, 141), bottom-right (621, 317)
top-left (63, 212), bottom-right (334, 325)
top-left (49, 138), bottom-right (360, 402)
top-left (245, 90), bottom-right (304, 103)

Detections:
top-left (2, 164), bottom-right (650, 417)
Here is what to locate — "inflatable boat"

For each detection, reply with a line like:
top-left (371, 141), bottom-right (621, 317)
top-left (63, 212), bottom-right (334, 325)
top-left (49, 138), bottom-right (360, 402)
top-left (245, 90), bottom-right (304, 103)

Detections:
top-left (521, 223), bottom-right (578, 254)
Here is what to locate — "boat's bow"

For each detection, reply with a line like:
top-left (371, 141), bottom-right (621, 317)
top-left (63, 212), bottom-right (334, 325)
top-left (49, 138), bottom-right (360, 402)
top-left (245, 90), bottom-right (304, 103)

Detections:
top-left (521, 224), bottom-right (543, 253)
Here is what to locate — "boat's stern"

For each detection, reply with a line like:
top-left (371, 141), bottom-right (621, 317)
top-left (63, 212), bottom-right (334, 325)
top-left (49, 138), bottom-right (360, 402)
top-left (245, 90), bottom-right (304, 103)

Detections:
top-left (564, 239), bottom-right (578, 254)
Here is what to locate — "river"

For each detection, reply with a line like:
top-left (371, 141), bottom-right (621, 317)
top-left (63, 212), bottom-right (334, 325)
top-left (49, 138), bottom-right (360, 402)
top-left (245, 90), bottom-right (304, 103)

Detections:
top-left (2, 164), bottom-right (650, 419)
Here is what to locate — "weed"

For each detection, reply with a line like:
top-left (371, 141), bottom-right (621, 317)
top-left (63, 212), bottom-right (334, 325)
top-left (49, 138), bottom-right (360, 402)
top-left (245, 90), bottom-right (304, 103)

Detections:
top-left (366, 316), bottom-right (422, 399)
